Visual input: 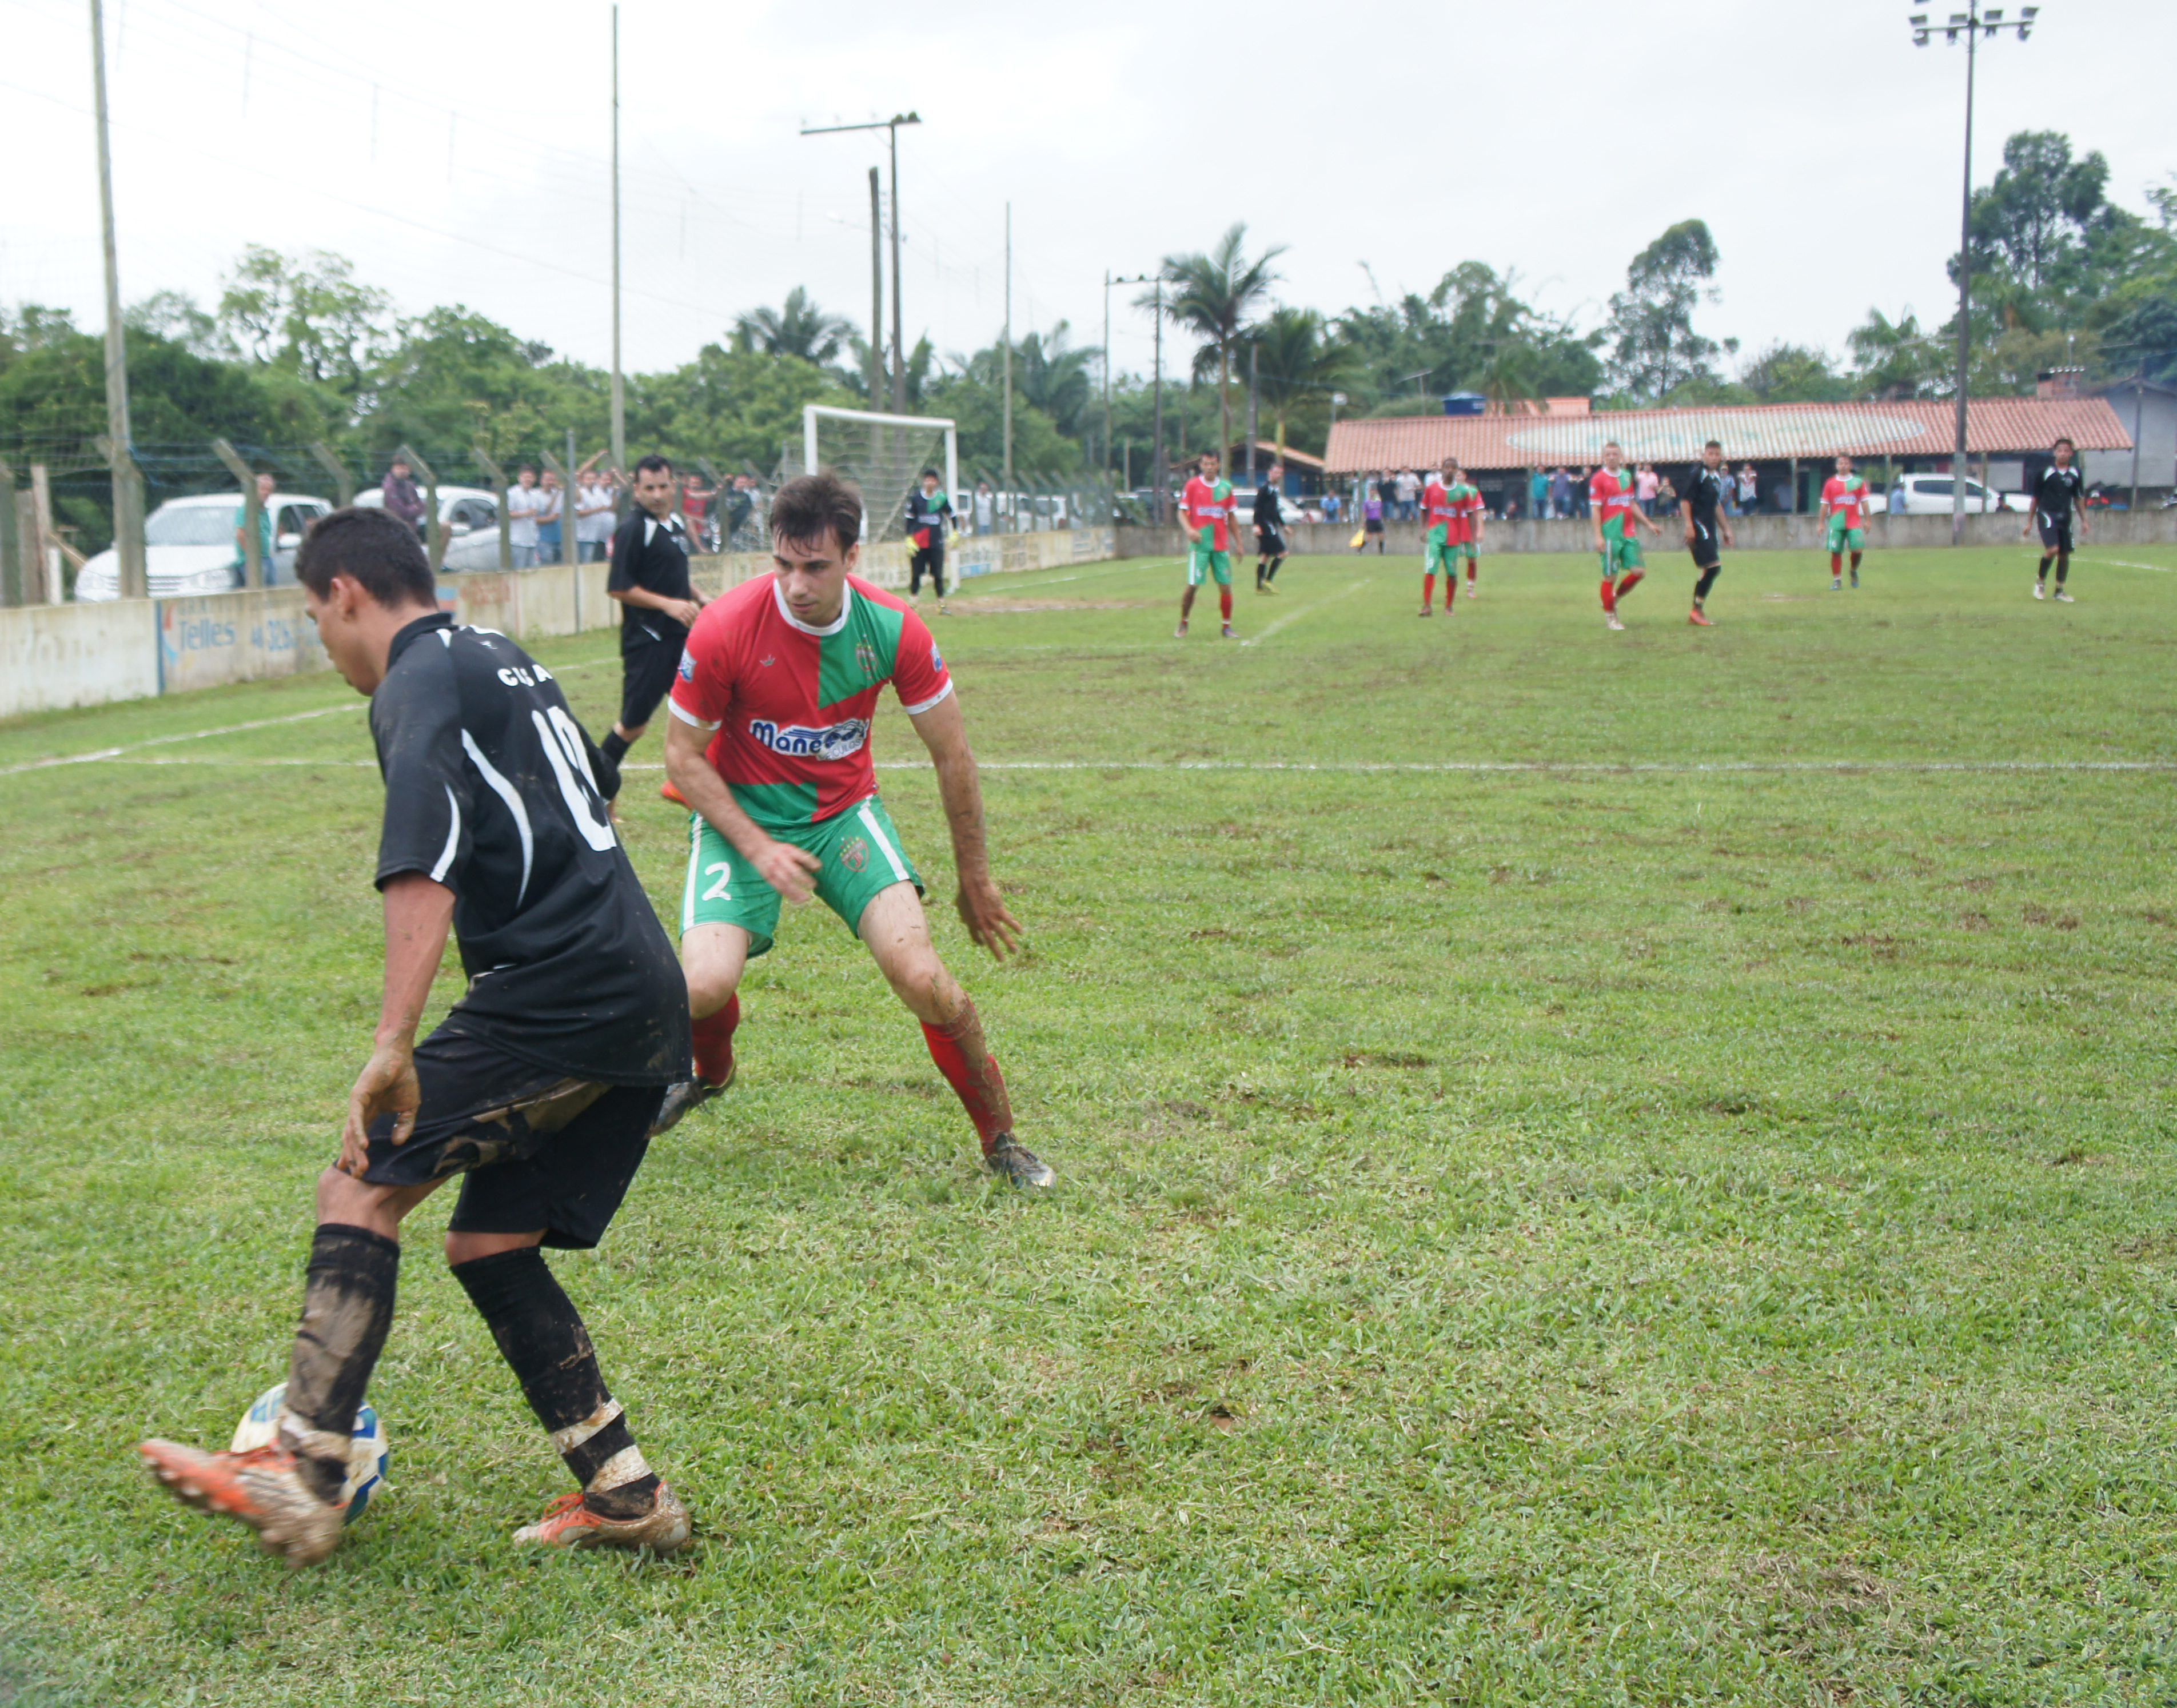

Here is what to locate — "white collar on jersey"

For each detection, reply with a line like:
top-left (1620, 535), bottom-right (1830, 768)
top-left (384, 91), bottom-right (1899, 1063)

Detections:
top-left (770, 573), bottom-right (854, 637)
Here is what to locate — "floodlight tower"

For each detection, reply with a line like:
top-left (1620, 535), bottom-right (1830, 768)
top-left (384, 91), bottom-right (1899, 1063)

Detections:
top-left (1911, 5), bottom-right (2040, 544)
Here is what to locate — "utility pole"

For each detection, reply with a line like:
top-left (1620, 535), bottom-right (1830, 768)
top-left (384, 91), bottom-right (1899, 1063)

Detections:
top-left (1102, 271), bottom-right (1114, 480)
top-left (867, 167), bottom-right (884, 406)
top-left (1247, 344), bottom-right (1259, 483)
top-left (609, 4), bottom-right (625, 506)
top-left (1912, 3), bottom-right (2040, 544)
top-left (1002, 202), bottom-right (1013, 507)
top-left (800, 113), bottom-right (921, 412)
top-left (89, 0), bottom-right (145, 600)
top-left (1113, 273), bottom-right (1162, 524)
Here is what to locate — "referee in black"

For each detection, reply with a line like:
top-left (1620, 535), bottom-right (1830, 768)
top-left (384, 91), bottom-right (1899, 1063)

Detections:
top-left (140, 505), bottom-right (694, 1561)
top-left (1680, 438), bottom-right (1734, 627)
top-left (603, 453), bottom-right (707, 783)
top-left (2026, 436), bottom-right (2088, 602)
top-left (1254, 461), bottom-right (1289, 593)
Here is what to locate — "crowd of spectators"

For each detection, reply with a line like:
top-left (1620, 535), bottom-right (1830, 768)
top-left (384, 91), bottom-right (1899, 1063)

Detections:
top-left (1339, 460), bottom-right (1784, 524)
top-left (374, 457), bottom-right (771, 562)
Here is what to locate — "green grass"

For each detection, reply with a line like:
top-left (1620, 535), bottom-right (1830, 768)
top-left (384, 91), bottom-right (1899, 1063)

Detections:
top-left (3, 544), bottom-right (2175, 1706)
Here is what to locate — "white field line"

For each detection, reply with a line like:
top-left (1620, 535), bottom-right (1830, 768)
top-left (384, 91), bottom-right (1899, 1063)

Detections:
top-left (0, 654), bottom-right (615, 777)
top-left (2075, 554), bottom-right (2173, 573)
top-left (970, 558), bottom-right (1178, 594)
top-left (73, 756), bottom-right (2177, 775)
top-left (1238, 579), bottom-right (1367, 646)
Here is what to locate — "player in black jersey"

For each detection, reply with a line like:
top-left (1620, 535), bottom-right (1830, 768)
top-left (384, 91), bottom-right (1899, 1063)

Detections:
top-left (1680, 440), bottom-right (1735, 627)
top-left (906, 467), bottom-right (954, 614)
top-left (1253, 462), bottom-right (1289, 593)
top-left (603, 454), bottom-right (708, 787)
top-left (139, 506), bottom-right (695, 1564)
top-left (2026, 437), bottom-right (2089, 602)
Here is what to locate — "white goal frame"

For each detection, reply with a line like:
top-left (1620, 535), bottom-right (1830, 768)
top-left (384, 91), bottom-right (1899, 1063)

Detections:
top-left (803, 404), bottom-right (958, 534)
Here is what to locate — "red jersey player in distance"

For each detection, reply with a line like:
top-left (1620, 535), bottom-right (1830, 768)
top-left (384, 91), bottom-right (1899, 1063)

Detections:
top-left (657, 469), bottom-right (1055, 1188)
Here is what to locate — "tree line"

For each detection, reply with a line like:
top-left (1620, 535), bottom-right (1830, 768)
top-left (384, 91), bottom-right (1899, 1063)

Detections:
top-left (3, 128), bottom-right (2169, 550)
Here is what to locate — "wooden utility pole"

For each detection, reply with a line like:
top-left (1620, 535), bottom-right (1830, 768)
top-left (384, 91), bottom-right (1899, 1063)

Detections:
top-left (308, 442), bottom-right (355, 506)
top-left (868, 167), bottom-right (884, 406)
top-left (609, 4), bottom-right (626, 513)
top-left (210, 438), bottom-right (264, 589)
top-left (396, 442), bottom-right (446, 573)
top-left (473, 445), bottom-right (515, 572)
top-left (0, 458), bottom-right (19, 606)
top-left (1002, 202), bottom-right (1012, 519)
top-left (89, 0), bottom-right (145, 598)
top-left (538, 447), bottom-right (582, 630)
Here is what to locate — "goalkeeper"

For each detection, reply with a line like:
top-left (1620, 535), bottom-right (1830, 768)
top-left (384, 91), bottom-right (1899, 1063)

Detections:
top-left (906, 468), bottom-right (954, 614)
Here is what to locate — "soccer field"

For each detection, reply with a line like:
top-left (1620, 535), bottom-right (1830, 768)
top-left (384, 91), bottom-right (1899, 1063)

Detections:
top-left (3, 543), bottom-right (2175, 1705)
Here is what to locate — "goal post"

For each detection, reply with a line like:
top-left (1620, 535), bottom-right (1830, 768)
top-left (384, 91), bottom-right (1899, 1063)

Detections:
top-left (802, 405), bottom-right (958, 545)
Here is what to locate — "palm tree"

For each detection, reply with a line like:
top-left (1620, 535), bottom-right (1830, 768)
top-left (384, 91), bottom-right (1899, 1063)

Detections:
top-left (1240, 307), bottom-right (1361, 456)
top-left (730, 287), bottom-right (855, 365)
top-left (1149, 224), bottom-right (1286, 458)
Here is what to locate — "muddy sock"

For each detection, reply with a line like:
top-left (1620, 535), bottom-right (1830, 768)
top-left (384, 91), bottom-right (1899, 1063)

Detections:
top-left (451, 1247), bottom-right (659, 1518)
top-left (921, 997), bottom-right (1014, 1155)
top-left (2055, 552), bottom-right (2070, 586)
top-left (280, 1224), bottom-right (400, 1503)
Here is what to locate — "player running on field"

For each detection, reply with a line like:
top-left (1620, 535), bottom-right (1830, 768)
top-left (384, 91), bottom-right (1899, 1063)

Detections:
top-left (1178, 449), bottom-right (1237, 638)
top-left (2026, 436), bottom-right (2089, 602)
top-left (1253, 461), bottom-right (1288, 593)
top-left (1417, 456), bottom-right (1464, 617)
top-left (139, 508), bottom-right (694, 1564)
top-left (906, 465), bottom-right (954, 614)
top-left (1681, 439), bottom-right (1735, 626)
top-left (1819, 455), bottom-right (1871, 589)
top-left (1592, 440), bottom-right (1664, 631)
top-left (653, 470), bottom-right (1056, 1190)
top-left (601, 455), bottom-right (708, 809)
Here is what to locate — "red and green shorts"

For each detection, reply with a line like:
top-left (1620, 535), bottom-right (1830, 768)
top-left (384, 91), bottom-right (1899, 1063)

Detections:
top-left (680, 793), bottom-right (921, 956)
top-left (1599, 534), bottom-right (1645, 576)
top-left (1424, 534), bottom-right (1474, 572)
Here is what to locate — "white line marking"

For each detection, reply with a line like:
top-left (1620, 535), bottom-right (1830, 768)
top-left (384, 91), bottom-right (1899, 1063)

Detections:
top-left (963, 559), bottom-right (1176, 595)
top-left (2075, 555), bottom-right (2173, 573)
top-left (1238, 579), bottom-right (1367, 646)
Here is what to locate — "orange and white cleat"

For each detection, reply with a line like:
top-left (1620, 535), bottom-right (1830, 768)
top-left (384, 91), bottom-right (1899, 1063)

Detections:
top-left (1688, 608), bottom-right (1714, 626)
top-left (660, 779), bottom-right (691, 809)
top-left (514, 1484), bottom-right (693, 1553)
top-left (138, 1439), bottom-right (345, 1566)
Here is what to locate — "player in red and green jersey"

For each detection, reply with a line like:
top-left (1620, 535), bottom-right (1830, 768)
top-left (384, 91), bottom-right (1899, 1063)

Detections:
top-left (1453, 472), bottom-right (1486, 599)
top-left (1177, 450), bottom-right (1237, 640)
top-left (1819, 456), bottom-right (1870, 590)
top-left (1590, 440), bottom-right (1665, 632)
top-left (657, 470), bottom-right (1055, 1189)
top-left (1418, 457), bottom-right (1464, 616)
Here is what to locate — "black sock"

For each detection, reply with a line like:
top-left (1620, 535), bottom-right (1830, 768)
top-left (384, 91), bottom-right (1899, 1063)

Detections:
top-left (450, 1247), bottom-right (659, 1518)
top-left (2038, 556), bottom-right (2052, 581)
top-left (2056, 553), bottom-right (2069, 587)
top-left (1266, 557), bottom-right (1283, 583)
top-left (1694, 564), bottom-right (1721, 602)
top-left (599, 729), bottom-right (630, 766)
top-left (282, 1224), bottom-right (400, 1503)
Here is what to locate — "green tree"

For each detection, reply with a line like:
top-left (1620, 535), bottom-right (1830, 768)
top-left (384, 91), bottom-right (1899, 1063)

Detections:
top-left (2101, 294), bottom-right (2177, 384)
top-left (1239, 307), bottom-right (1360, 456)
top-left (730, 288), bottom-right (855, 366)
top-left (1330, 264), bottom-right (1600, 414)
top-left (216, 245), bottom-right (391, 398)
top-left (1603, 220), bottom-right (1723, 403)
top-left (631, 344), bottom-right (851, 472)
top-left (366, 305), bottom-right (595, 468)
top-left (1960, 131), bottom-right (2113, 294)
top-left (1736, 342), bottom-right (1853, 403)
top-left (1847, 308), bottom-right (1949, 400)
top-left (1151, 224), bottom-right (1286, 457)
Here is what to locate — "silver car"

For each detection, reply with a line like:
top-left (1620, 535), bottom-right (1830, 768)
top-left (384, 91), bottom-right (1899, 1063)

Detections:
top-left (1883, 473), bottom-right (2024, 515)
top-left (353, 484), bottom-right (507, 570)
top-left (73, 492), bottom-right (332, 600)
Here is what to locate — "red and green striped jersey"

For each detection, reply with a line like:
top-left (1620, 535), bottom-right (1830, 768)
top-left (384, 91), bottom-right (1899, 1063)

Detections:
top-left (668, 573), bottom-right (952, 829)
top-left (1453, 483), bottom-right (1485, 537)
top-left (1822, 474), bottom-right (1868, 527)
top-left (1422, 480), bottom-right (1460, 541)
top-left (1590, 467), bottom-right (1638, 537)
top-left (1182, 476), bottom-right (1234, 551)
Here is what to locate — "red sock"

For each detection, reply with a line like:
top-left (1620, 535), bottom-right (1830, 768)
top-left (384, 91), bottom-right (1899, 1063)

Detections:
top-left (1218, 588), bottom-right (1233, 621)
top-left (1600, 578), bottom-right (1616, 613)
top-left (1831, 552), bottom-right (1842, 575)
top-left (921, 999), bottom-right (1012, 1154)
top-left (1617, 568), bottom-right (1644, 597)
top-left (1422, 572), bottom-right (1435, 608)
top-left (690, 994), bottom-right (739, 1086)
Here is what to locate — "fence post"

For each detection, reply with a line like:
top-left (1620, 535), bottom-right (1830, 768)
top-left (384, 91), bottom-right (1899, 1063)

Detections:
top-left (696, 457), bottom-right (727, 554)
top-left (309, 441), bottom-right (356, 507)
top-left (396, 444), bottom-right (446, 574)
top-left (92, 436), bottom-right (147, 598)
top-left (29, 466), bottom-right (58, 602)
top-left (473, 444), bottom-right (515, 573)
top-left (0, 458), bottom-right (19, 608)
top-left (539, 448), bottom-right (581, 630)
top-left (210, 437), bottom-right (264, 589)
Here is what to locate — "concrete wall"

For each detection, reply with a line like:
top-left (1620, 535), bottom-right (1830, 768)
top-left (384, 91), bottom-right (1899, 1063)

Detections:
top-left (0, 526), bottom-right (1119, 721)
top-left (1115, 510), bottom-right (2177, 561)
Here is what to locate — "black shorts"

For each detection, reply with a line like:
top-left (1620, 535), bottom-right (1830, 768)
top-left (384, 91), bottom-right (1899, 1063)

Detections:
top-left (1363, 517), bottom-right (1385, 534)
top-left (362, 1031), bottom-right (664, 1249)
top-left (911, 540), bottom-right (946, 572)
top-left (1257, 527), bottom-right (1286, 556)
top-left (619, 640), bottom-right (682, 731)
top-left (1686, 518), bottom-right (1722, 570)
top-left (2036, 512), bottom-right (2074, 553)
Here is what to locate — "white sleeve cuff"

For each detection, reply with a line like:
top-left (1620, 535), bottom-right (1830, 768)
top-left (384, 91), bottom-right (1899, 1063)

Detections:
top-left (667, 697), bottom-right (720, 731)
top-left (900, 679), bottom-right (955, 717)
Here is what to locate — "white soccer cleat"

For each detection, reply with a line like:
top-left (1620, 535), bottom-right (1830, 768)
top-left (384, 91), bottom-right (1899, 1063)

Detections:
top-left (2054, 588), bottom-right (2074, 602)
top-left (1605, 615), bottom-right (1626, 632)
top-left (2033, 581), bottom-right (2046, 600)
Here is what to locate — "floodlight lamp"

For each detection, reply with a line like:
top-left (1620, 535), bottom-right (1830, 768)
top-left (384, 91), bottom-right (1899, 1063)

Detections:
top-left (1913, 27), bottom-right (1930, 42)
top-left (1908, 10), bottom-right (1928, 21)
top-left (2019, 5), bottom-right (2038, 17)
top-left (1984, 7), bottom-right (2002, 21)
top-left (2015, 23), bottom-right (2031, 36)
top-left (1948, 11), bottom-right (1968, 22)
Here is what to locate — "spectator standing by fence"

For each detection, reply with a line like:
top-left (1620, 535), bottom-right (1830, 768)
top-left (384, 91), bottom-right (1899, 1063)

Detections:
top-left (578, 469), bottom-right (619, 561)
top-left (974, 480), bottom-right (995, 535)
top-left (1321, 489), bottom-right (1341, 525)
top-left (234, 471), bottom-right (275, 582)
top-left (1737, 464), bottom-right (1758, 516)
top-left (382, 458), bottom-right (425, 540)
top-left (1550, 466), bottom-right (1571, 518)
top-left (1530, 467), bottom-right (1550, 520)
top-left (537, 470), bottom-right (565, 562)
top-left (1636, 463), bottom-right (1660, 516)
top-left (506, 466), bottom-right (545, 569)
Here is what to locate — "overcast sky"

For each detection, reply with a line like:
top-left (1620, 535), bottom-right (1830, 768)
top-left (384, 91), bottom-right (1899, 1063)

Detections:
top-left (3, 0), bottom-right (2171, 392)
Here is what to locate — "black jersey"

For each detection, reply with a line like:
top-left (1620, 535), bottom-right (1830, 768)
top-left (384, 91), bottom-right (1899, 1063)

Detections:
top-left (607, 509), bottom-right (696, 654)
top-left (370, 614), bottom-right (691, 1086)
top-left (905, 488), bottom-right (953, 546)
top-left (1253, 484), bottom-right (1284, 529)
top-left (1682, 465), bottom-right (1728, 526)
top-left (2032, 464), bottom-right (2083, 521)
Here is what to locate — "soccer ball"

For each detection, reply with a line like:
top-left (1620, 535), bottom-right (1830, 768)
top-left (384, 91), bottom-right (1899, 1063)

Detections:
top-left (230, 1382), bottom-right (389, 1525)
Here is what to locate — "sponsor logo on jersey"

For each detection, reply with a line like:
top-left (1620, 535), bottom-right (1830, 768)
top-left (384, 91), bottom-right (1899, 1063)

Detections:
top-left (747, 716), bottom-right (871, 760)
top-left (677, 648), bottom-right (695, 682)
top-left (840, 836), bottom-right (870, 873)
top-left (930, 641), bottom-right (942, 674)
top-left (759, 653), bottom-right (776, 667)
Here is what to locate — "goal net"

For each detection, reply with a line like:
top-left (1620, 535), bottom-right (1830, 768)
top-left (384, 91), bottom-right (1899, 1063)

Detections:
top-left (803, 406), bottom-right (958, 545)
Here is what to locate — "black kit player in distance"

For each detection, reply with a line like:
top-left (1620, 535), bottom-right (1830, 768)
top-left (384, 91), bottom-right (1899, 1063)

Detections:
top-left (139, 507), bottom-right (696, 1564)
top-left (603, 454), bottom-right (708, 791)
top-left (653, 470), bottom-right (1056, 1190)
top-left (1681, 440), bottom-right (1735, 626)
top-left (906, 466), bottom-right (955, 614)
top-left (2026, 436), bottom-right (2089, 602)
top-left (1253, 461), bottom-right (1289, 593)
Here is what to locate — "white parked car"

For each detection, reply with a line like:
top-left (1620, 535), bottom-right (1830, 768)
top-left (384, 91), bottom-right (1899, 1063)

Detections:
top-left (1883, 473), bottom-right (2024, 515)
top-left (353, 484), bottom-right (506, 570)
top-left (73, 491), bottom-right (332, 601)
